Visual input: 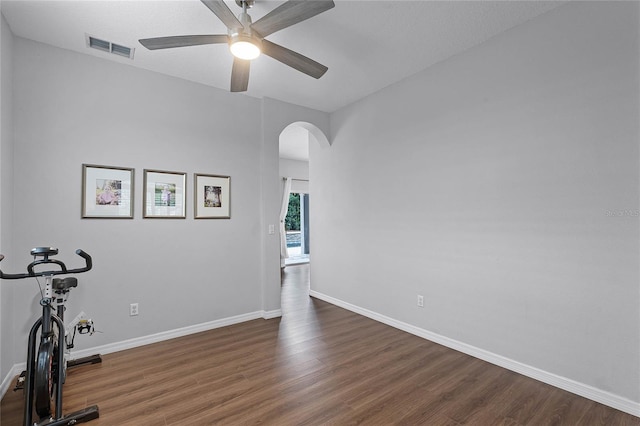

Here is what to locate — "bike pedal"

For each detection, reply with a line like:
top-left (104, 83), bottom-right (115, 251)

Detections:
top-left (13, 370), bottom-right (26, 391)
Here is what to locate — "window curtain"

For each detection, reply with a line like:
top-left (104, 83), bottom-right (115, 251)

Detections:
top-left (280, 177), bottom-right (292, 268)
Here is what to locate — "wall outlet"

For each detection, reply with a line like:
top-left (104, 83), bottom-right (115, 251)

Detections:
top-left (130, 303), bottom-right (139, 316)
top-left (417, 295), bottom-right (424, 308)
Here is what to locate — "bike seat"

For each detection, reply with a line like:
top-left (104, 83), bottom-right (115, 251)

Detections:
top-left (52, 277), bottom-right (78, 291)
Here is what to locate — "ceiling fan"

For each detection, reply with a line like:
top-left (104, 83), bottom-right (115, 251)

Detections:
top-left (139, 0), bottom-right (335, 92)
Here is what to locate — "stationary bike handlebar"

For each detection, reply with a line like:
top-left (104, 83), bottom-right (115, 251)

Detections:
top-left (0, 248), bottom-right (92, 279)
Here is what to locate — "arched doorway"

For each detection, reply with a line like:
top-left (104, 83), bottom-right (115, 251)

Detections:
top-left (278, 122), bottom-right (329, 268)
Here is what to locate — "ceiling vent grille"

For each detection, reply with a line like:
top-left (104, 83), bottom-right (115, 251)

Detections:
top-left (86, 34), bottom-right (135, 59)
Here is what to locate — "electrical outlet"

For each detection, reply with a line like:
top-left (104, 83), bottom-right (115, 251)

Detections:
top-left (130, 303), bottom-right (139, 316)
top-left (417, 295), bottom-right (424, 308)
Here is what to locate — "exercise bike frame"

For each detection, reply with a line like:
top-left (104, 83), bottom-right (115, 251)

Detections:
top-left (0, 248), bottom-right (99, 426)
top-left (25, 301), bottom-right (66, 422)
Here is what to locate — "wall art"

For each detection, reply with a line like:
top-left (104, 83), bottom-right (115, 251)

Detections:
top-left (82, 164), bottom-right (134, 218)
top-left (143, 169), bottom-right (186, 218)
top-left (194, 174), bottom-right (230, 219)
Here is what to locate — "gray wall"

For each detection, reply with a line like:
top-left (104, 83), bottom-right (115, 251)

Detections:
top-left (8, 37), bottom-right (260, 361)
top-left (0, 11), bottom-right (15, 386)
top-left (311, 1), bottom-right (639, 403)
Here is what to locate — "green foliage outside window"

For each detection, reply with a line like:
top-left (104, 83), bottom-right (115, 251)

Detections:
top-left (285, 193), bottom-right (300, 231)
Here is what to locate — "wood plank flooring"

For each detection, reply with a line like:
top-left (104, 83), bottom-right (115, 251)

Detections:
top-left (2, 264), bottom-right (638, 425)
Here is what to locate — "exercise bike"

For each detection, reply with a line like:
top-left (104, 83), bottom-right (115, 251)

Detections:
top-left (0, 247), bottom-right (100, 426)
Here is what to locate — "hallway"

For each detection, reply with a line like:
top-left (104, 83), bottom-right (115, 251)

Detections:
top-left (281, 263), bottom-right (311, 312)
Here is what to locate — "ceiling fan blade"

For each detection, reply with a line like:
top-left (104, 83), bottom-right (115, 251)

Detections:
top-left (231, 58), bottom-right (251, 92)
top-left (261, 39), bottom-right (328, 79)
top-left (139, 35), bottom-right (228, 50)
top-left (201, 0), bottom-right (243, 30)
top-left (251, 0), bottom-right (335, 38)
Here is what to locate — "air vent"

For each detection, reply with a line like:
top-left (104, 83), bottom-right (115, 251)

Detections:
top-left (86, 34), bottom-right (135, 59)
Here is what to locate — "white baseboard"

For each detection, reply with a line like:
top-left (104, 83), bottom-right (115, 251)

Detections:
top-left (69, 309), bottom-right (281, 360)
top-left (262, 308), bottom-right (283, 320)
top-left (0, 363), bottom-right (25, 399)
top-left (1, 309), bottom-right (281, 399)
top-left (309, 290), bottom-right (640, 418)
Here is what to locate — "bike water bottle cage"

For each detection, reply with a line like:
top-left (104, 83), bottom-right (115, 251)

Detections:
top-left (53, 277), bottom-right (78, 292)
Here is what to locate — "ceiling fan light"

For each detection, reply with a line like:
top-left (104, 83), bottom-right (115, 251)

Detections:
top-left (229, 33), bottom-right (261, 60)
top-left (230, 40), bottom-right (260, 60)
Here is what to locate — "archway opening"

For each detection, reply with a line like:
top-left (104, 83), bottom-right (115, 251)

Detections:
top-left (278, 122), bottom-right (328, 268)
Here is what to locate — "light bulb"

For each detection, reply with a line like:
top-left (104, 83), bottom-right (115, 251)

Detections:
top-left (230, 40), bottom-right (261, 60)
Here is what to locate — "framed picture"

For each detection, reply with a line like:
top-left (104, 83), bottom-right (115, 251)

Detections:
top-left (143, 169), bottom-right (186, 218)
top-left (82, 164), bottom-right (134, 218)
top-left (194, 174), bottom-right (231, 219)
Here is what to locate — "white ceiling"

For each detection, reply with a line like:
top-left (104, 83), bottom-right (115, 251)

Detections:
top-left (1, 0), bottom-right (565, 115)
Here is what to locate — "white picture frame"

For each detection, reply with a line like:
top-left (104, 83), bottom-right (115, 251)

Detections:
top-left (82, 164), bottom-right (134, 218)
top-left (194, 174), bottom-right (231, 219)
top-left (143, 169), bottom-right (187, 218)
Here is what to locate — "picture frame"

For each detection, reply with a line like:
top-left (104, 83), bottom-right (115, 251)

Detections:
top-left (82, 164), bottom-right (134, 218)
top-left (194, 174), bottom-right (231, 219)
top-left (143, 169), bottom-right (187, 218)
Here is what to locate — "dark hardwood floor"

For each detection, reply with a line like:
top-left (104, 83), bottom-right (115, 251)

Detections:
top-left (2, 263), bottom-right (638, 425)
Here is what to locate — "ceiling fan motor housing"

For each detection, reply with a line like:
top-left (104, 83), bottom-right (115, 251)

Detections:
top-left (232, 10), bottom-right (256, 36)
top-left (235, 0), bottom-right (255, 9)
